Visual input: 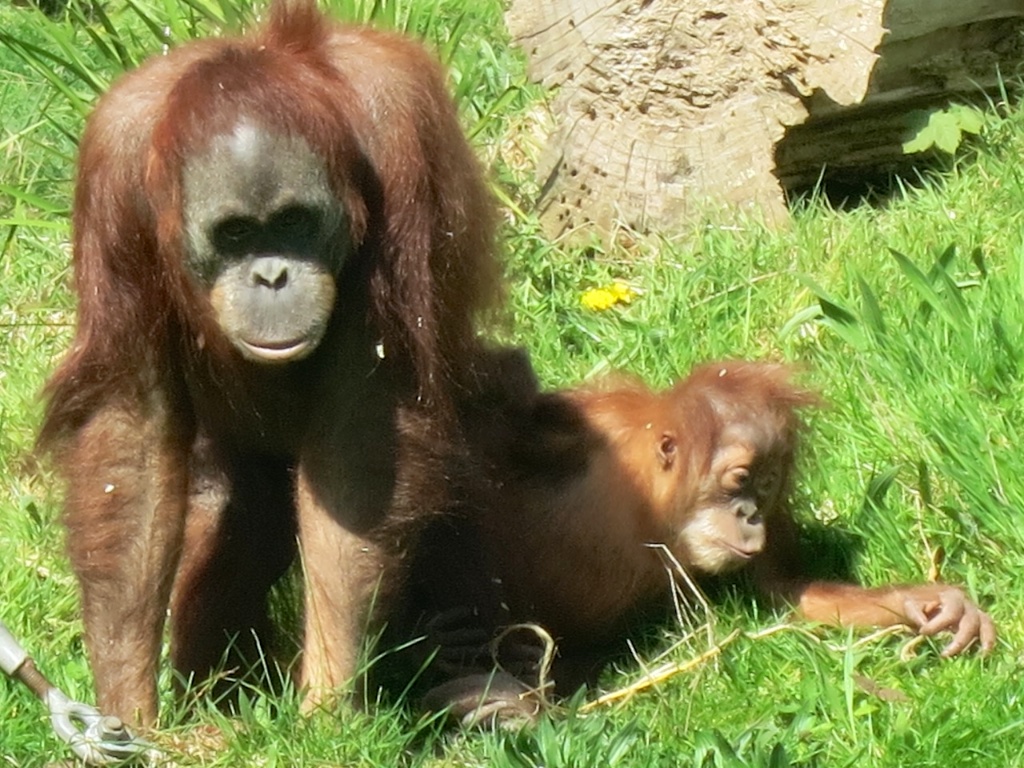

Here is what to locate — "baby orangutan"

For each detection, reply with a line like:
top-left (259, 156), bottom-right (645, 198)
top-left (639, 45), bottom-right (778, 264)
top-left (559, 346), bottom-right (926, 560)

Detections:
top-left (408, 358), bottom-right (995, 724)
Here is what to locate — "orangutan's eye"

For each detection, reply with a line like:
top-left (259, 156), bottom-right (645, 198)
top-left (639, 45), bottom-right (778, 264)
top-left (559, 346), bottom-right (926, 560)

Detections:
top-left (723, 466), bottom-right (750, 492)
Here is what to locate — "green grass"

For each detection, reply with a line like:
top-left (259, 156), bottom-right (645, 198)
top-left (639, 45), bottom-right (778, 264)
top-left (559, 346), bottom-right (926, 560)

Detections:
top-left (2, 0), bottom-right (1023, 765)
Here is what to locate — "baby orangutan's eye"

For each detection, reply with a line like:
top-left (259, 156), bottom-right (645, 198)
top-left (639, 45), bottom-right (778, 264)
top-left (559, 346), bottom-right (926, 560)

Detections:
top-left (722, 466), bottom-right (750, 492)
top-left (755, 467), bottom-right (781, 495)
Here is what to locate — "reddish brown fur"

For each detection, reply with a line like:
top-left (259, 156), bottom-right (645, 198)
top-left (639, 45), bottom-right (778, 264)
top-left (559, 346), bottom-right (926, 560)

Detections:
top-left (410, 359), bottom-right (994, 717)
top-left (40, 0), bottom-right (498, 725)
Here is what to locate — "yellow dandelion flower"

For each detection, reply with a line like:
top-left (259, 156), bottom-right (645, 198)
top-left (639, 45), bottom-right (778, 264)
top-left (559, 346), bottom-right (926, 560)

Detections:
top-left (580, 281), bottom-right (638, 311)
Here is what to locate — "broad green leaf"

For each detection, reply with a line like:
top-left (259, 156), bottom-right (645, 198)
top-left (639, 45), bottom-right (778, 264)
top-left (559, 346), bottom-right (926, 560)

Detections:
top-left (949, 103), bottom-right (985, 134)
top-left (931, 110), bottom-right (963, 154)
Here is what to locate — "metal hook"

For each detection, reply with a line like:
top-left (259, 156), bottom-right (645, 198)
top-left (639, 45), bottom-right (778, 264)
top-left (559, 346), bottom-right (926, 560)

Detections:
top-left (1, 618), bottom-right (156, 765)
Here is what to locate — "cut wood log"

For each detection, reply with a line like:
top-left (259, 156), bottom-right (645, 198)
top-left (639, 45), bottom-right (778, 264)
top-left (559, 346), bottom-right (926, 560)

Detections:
top-left (506, 0), bottom-right (1024, 240)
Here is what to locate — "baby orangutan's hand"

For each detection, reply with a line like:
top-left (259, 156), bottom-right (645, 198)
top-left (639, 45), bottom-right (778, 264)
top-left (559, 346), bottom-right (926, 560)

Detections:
top-left (899, 584), bottom-right (996, 657)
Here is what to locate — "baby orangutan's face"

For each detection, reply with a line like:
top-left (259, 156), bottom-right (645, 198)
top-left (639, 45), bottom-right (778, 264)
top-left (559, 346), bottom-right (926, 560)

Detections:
top-left (674, 422), bottom-right (787, 574)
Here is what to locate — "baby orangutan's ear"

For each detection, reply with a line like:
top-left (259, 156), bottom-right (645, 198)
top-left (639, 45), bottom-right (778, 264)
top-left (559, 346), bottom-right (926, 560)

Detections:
top-left (658, 431), bottom-right (677, 469)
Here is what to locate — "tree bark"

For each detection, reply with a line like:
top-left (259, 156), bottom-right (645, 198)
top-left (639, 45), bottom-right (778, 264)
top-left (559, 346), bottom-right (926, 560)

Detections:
top-left (506, 0), bottom-right (1024, 240)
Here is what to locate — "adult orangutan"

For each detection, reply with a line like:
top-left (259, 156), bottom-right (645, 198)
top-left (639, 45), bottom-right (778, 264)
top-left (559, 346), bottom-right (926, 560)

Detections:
top-left (38, 0), bottom-right (499, 725)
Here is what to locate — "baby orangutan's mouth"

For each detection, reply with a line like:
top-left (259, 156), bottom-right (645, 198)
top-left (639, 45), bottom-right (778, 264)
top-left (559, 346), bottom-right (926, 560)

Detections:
top-left (720, 541), bottom-right (759, 560)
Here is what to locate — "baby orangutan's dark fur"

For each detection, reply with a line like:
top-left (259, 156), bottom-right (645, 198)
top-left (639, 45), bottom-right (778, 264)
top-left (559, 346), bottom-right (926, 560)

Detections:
top-left (407, 358), bottom-right (996, 724)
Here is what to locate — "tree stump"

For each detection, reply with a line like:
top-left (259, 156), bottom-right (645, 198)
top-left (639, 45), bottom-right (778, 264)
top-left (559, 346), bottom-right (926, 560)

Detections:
top-left (506, 0), bottom-right (1024, 240)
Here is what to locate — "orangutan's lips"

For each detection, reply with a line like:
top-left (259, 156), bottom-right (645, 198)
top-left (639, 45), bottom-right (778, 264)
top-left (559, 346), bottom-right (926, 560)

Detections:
top-left (239, 337), bottom-right (312, 363)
